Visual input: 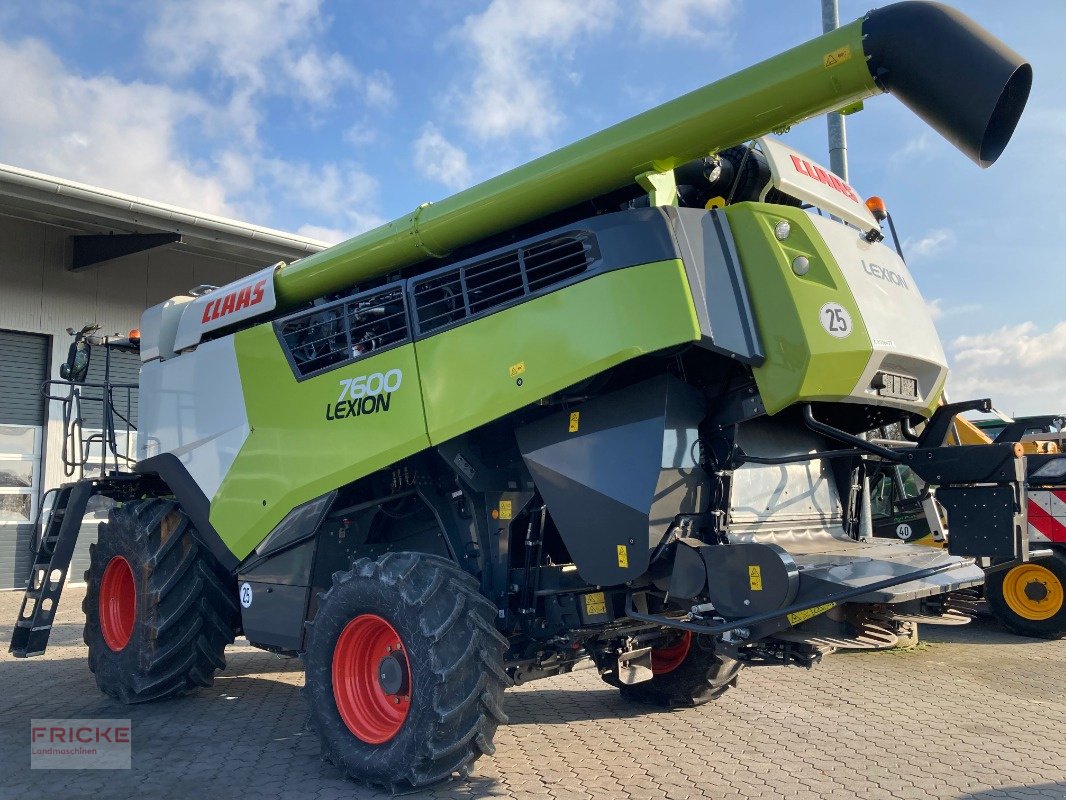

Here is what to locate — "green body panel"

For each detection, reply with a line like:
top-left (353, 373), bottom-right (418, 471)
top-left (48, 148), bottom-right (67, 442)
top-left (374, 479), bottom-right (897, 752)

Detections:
top-left (273, 21), bottom-right (874, 307)
top-left (209, 259), bottom-right (698, 557)
top-left (724, 204), bottom-right (873, 415)
top-left (418, 259), bottom-right (701, 445)
top-left (211, 329), bottom-right (431, 560)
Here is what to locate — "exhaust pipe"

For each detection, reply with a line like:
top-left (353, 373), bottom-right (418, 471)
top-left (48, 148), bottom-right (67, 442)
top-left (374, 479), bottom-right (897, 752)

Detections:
top-left (863, 2), bottom-right (1031, 167)
top-left (273, 2), bottom-right (1030, 307)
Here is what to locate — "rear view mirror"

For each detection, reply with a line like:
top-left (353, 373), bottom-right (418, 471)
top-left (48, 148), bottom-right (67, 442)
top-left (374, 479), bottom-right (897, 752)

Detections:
top-left (60, 338), bottom-right (91, 383)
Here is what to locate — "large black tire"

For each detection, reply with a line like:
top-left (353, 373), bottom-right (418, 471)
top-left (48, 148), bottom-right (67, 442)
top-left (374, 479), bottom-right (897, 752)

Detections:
top-left (608, 632), bottom-right (743, 707)
top-left (83, 498), bottom-right (239, 702)
top-left (303, 552), bottom-right (510, 790)
top-left (985, 551), bottom-right (1066, 639)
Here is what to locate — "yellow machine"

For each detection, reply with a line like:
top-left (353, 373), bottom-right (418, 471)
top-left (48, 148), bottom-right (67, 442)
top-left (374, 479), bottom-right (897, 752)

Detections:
top-left (952, 415), bottom-right (1060, 454)
top-left (871, 412), bottom-right (1066, 638)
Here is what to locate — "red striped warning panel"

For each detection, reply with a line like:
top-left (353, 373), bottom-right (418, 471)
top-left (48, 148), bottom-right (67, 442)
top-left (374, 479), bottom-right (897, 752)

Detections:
top-left (1028, 489), bottom-right (1066, 543)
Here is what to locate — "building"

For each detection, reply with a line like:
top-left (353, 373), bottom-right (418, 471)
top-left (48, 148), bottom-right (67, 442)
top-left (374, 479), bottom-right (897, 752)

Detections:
top-left (0, 163), bottom-right (329, 589)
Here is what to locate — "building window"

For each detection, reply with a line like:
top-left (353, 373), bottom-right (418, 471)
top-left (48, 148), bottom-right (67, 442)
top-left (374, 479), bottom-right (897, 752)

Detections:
top-left (0, 424), bottom-right (41, 523)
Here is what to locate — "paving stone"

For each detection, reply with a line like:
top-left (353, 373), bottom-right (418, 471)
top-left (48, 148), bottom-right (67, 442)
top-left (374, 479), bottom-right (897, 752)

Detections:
top-left (2, 587), bottom-right (1065, 799)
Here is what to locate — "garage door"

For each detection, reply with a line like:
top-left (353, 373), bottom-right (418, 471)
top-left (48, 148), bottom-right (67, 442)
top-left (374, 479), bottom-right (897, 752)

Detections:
top-left (0, 330), bottom-right (48, 589)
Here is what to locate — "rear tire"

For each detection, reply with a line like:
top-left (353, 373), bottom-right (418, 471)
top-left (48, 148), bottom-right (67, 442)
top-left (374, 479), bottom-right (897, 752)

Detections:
top-left (985, 551), bottom-right (1066, 639)
top-left (607, 632), bottom-right (743, 707)
top-left (83, 498), bottom-right (239, 702)
top-left (303, 552), bottom-right (510, 790)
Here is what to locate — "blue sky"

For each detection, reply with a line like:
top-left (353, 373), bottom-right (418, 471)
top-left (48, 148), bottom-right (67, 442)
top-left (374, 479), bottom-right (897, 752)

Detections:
top-left (1, 0), bottom-right (1063, 413)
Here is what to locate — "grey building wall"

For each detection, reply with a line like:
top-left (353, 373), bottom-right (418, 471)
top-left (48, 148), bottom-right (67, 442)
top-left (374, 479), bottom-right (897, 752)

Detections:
top-left (0, 213), bottom-right (268, 588)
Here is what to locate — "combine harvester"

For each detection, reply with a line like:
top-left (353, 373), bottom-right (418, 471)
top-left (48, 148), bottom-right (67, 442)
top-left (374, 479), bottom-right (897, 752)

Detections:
top-left (10, 1), bottom-right (1039, 788)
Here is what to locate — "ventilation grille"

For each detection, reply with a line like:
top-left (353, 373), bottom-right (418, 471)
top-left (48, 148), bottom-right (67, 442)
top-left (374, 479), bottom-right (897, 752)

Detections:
top-left (411, 235), bottom-right (595, 334)
top-left (277, 285), bottom-right (409, 378)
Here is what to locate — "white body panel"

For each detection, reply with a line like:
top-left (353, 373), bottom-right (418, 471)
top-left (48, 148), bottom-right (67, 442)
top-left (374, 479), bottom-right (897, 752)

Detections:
top-left (140, 296), bottom-right (194, 362)
top-left (137, 336), bottom-right (249, 501)
top-left (172, 264), bottom-right (280, 352)
top-left (758, 137), bottom-right (878, 233)
top-left (810, 214), bottom-right (948, 412)
top-left (729, 422), bottom-right (844, 534)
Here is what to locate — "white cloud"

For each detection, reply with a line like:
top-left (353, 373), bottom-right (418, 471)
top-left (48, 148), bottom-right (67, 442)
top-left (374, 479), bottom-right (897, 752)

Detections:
top-left (0, 32), bottom-right (384, 238)
top-left (887, 131), bottom-right (938, 172)
top-left (450, 0), bottom-right (617, 142)
top-left (363, 70), bottom-right (396, 110)
top-left (925, 298), bottom-right (982, 321)
top-left (261, 158), bottom-right (384, 236)
top-left (414, 125), bottom-right (472, 190)
top-left (145, 0), bottom-right (370, 106)
top-left (296, 224), bottom-right (351, 245)
top-left (343, 122), bottom-right (378, 148)
top-left (0, 37), bottom-right (233, 214)
top-left (635, 0), bottom-right (735, 41)
top-left (145, 0), bottom-right (393, 148)
top-left (947, 322), bottom-right (1066, 415)
top-left (903, 228), bottom-right (955, 259)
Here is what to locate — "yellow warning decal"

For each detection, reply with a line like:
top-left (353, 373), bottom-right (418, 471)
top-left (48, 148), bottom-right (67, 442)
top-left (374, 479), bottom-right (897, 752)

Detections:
top-left (617, 545), bottom-right (629, 568)
top-left (786, 602), bottom-right (836, 626)
top-left (568, 411), bottom-right (580, 433)
top-left (748, 565), bottom-right (763, 591)
top-left (584, 592), bottom-right (607, 616)
top-left (823, 44), bottom-right (851, 68)
top-left (498, 500), bottom-right (512, 520)
top-left (509, 361), bottom-right (526, 378)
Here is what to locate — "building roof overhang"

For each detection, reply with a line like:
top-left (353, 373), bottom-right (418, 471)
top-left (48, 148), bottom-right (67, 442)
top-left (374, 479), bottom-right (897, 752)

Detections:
top-left (0, 162), bottom-right (330, 269)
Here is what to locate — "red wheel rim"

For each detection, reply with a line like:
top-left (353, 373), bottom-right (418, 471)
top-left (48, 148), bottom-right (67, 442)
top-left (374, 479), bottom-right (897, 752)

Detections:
top-left (651, 631), bottom-right (692, 675)
top-left (332, 614), bottom-right (411, 744)
top-left (99, 556), bottom-right (136, 652)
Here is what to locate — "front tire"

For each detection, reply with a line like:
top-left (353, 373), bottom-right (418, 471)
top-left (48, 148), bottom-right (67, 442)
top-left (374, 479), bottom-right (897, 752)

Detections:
top-left (986, 551), bottom-right (1066, 639)
top-left (607, 631), bottom-right (743, 707)
top-left (83, 498), bottom-right (239, 702)
top-left (303, 552), bottom-right (510, 790)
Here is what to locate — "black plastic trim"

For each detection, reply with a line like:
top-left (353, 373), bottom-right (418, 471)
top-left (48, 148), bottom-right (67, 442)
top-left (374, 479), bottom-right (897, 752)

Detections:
top-left (624, 560), bottom-right (961, 635)
top-left (409, 207), bottom-right (682, 341)
top-left (135, 454), bottom-right (239, 572)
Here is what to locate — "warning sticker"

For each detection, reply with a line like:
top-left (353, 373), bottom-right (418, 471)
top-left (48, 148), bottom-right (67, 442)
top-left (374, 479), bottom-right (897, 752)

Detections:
top-left (616, 545), bottom-right (629, 568)
top-left (509, 361), bottom-right (526, 378)
top-left (822, 44), bottom-right (851, 68)
top-left (498, 500), bottom-right (512, 520)
top-left (748, 565), bottom-right (763, 591)
top-left (584, 592), bottom-right (607, 616)
top-left (786, 602), bottom-right (836, 626)
top-left (568, 411), bottom-right (580, 433)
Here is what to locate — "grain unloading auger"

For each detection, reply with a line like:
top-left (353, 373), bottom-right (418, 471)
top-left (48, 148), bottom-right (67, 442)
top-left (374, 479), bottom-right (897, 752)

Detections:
top-left (11, 2), bottom-right (1036, 789)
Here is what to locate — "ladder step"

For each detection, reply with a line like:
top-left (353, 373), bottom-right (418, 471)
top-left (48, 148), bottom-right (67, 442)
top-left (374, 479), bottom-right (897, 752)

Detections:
top-left (14, 620), bottom-right (51, 630)
top-left (8, 481), bottom-right (93, 659)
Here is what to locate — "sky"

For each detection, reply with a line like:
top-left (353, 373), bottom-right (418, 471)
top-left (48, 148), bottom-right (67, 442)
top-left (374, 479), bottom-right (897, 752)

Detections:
top-left (0, 0), bottom-right (1064, 415)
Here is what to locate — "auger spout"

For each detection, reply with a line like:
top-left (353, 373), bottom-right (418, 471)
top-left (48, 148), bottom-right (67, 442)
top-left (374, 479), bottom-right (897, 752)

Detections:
top-left (273, 1), bottom-right (1029, 308)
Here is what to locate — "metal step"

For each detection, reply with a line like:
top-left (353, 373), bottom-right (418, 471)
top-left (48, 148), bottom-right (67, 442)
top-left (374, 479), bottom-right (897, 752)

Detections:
top-left (9, 481), bottom-right (93, 658)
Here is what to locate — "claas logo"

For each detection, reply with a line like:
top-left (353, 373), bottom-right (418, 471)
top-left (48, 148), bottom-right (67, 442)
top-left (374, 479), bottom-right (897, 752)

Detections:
top-left (201, 280), bottom-right (267, 324)
top-left (789, 154), bottom-right (860, 203)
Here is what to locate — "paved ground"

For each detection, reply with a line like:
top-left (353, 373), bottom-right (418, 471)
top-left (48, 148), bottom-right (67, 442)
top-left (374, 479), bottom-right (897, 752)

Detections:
top-left (1, 587), bottom-right (1064, 800)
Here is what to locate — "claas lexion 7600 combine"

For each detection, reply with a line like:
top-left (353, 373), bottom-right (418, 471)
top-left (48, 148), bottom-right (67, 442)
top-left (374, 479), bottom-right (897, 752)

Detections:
top-left (9, 1), bottom-right (1039, 788)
